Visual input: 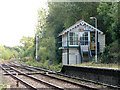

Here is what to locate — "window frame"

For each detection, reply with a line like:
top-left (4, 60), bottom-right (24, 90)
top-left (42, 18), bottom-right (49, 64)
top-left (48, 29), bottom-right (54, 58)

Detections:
top-left (80, 32), bottom-right (89, 45)
top-left (69, 32), bottom-right (78, 46)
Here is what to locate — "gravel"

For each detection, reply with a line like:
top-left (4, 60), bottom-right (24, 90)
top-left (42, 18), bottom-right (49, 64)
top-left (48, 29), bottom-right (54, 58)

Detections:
top-left (49, 73), bottom-right (113, 89)
top-left (0, 60), bottom-right (113, 89)
top-left (0, 60), bottom-right (27, 89)
top-left (18, 75), bottom-right (50, 88)
top-left (32, 74), bottom-right (83, 89)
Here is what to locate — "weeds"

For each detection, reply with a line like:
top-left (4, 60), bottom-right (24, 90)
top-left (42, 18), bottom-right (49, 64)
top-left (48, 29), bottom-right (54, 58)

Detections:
top-left (18, 59), bottom-right (62, 72)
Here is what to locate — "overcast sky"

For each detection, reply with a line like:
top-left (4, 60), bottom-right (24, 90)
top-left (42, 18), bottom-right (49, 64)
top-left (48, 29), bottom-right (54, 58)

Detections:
top-left (0, 0), bottom-right (48, 47)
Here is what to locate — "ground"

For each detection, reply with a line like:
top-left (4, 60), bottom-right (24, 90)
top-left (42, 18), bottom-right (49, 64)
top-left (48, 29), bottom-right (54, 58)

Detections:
top-left (0, 59), bottom-right (26, 89)
top-left (0, 59), bottom-right (119, 89)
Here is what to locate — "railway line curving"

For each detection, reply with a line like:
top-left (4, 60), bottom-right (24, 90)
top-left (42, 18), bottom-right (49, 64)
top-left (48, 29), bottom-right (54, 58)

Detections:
top-left (12, 62), bottom-right (120, 89)
top-left (0, 61), bottom-right (119, 89)
top-left (0, 63), bottom-right (97, 89)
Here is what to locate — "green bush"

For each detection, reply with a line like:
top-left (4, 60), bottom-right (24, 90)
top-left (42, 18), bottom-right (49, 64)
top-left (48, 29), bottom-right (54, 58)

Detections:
top-left (43, 60), bottom-right (49, 69)
top-left (20, 58), bottom-right (62, 72)
top-left (1, 86), bottom-right (7, 90)
top-left (58, 63), bottom-right (62, 68)
top-left (101, 40), bottom-right (120, 64)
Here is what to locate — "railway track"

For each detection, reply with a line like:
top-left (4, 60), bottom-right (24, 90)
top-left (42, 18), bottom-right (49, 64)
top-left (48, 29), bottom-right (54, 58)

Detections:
top-left (6, 62), bottom-right (119, 89)
top-left (10, 63), bottom-right (99, 89)
top-left (0, 64), bottom-right (64, 89)
top-left (0, 63), bottom-right (99, 89)
top-left (11, 62), bottom-right (120, 89)
top-left (0, 64), bottom-right (37, 89)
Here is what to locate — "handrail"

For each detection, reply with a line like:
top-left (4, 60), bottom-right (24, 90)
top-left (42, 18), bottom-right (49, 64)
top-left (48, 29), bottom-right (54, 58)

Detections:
top-left (79, 42), bottom-right (83, 63)
top-left (88, 41), bottom-right (92, 62)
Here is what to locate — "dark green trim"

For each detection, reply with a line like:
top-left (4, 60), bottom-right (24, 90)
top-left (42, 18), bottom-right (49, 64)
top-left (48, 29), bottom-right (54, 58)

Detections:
top-left (76, 55), bottom-right (77, 64)
top-left (67, 31), bottom-right (69, 64)
top-left (79, 45), bottom-right (82, 63)
top-left (63, 46), bottom-right (79, 49)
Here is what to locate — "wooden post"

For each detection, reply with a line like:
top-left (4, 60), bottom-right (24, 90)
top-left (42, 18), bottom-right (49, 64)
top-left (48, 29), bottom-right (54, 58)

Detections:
top-left (16, 73), bottom-right (19, 87)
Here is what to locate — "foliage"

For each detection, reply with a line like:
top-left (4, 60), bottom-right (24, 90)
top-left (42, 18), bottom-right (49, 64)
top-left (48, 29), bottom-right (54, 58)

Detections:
top-left (17, 2), bottom-right (119, 65)
top-left (0, 36), bottom-right (35, 61)
top-left (47, 2), bottom-right (100, 63)
top-left (35, 8), bottom-right (56, 63)
top-left (1, 86), bottom-right (7, 90)
top-left (20, 36), bottom-right (34, 50)
top-left (97, 2), bottom-right (120, 64)
top-left (19, 36), bottom-right (35, 58)
top-left (34, 2), bottom-right (119, 64)
top-left (0, 45), bottom-right (21, 60)
top-left (101, 40), bottom-right (120, 64)
top-left (19, 59), bottom-right (62, 72)
top-left (97, 2), bottom-right (118, 45)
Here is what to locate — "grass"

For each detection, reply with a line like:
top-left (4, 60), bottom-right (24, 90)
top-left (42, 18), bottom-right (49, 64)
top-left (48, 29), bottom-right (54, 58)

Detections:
top-left (18, 59), bottom-right (62, 72)
top-left (1, 86), bottom-right (7, 90)
top-left (17, 58), bottom-right (119, 72)
top-left (72, 62), bottom-right (119, 69)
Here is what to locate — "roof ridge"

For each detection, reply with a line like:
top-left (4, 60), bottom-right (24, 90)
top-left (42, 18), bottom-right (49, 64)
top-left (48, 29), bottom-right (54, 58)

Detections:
top-left (58, 20), bottom-right (103, 36)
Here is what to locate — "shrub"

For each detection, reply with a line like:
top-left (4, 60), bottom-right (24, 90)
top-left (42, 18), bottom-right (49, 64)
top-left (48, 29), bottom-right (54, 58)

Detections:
top-left (101, 40), bottom-right (120, 64)
top-left (43, 60), bottom-right (49, 69)
top-left (57, 63), bottom-right (62, 68)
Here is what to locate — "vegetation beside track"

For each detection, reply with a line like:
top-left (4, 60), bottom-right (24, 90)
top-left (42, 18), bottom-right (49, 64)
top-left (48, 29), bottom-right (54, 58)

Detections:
top-left (18, 59), bottom-right (62, 72)
top-left (0, 45), bottom-right (22, 61)
top-left (1, 86), bottom-right (7, 90)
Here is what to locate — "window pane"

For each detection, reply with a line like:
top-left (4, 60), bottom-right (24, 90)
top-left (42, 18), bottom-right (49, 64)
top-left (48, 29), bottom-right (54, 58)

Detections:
top-left (69, 32), bottom-right (73, 45)
top-left (85, 37), bottom-right (88, 40)
top-left (79, 32), bottom-right (89, 45)
top-left (70, 41), bottom-right (73, 45)
top-left (80, 37), bottom-right (83, 40)
top-left (70, 37), bottom-right (73, 45)
top-left (80, 41), bottom-right (84, 45)
top-left (70, 32), bottom-right (73, 37)
top-left (76, 37), bottom-right (78, 45)
top-left (70, 37), bottom-right (73, 41)
top-left (85, 41), bottom-right (88, 45)
top-left (85, 32), bottom-right (88, 36)
top-left (73, 33), bottom-right (75, 45)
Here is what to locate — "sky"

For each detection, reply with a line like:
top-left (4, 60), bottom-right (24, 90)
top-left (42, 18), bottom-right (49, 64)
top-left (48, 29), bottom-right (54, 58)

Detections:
top-left (0, 0), bottom-right (48, 47)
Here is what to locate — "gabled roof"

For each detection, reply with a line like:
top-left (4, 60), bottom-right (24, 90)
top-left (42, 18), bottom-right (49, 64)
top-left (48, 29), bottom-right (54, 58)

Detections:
top-left (59, 20), bottom-right (103, 36)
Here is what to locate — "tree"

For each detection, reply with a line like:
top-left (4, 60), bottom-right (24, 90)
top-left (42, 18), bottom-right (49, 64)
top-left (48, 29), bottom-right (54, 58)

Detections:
top-left (97, 2), bottom-right (117, 45)
top-left (97, 2), bottom-right (120, 63)
top-left (0, 45), bottom-right (20, 60)
top-left (20, 36), bottom-right (34, 50)
top-left (19, 36), bottom-right (34, 58)
top-left (47, 2), bottom-right (100, 63)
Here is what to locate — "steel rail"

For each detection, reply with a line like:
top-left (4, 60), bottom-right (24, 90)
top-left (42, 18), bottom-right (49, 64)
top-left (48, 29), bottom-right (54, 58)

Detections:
top-left (3, 72), bottom-right (46, 75)
top-left (0, 65), bottom-right (37, 90)
top-left (3, 64), bottom-right (63, 90)
top-left (17, 63), bottom-right (120, 89)
top-left (11, 64), bottom-right (98, 90)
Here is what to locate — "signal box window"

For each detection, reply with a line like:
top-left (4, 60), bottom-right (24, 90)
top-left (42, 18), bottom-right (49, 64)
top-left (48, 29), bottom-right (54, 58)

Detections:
top-left (80, 32), bottom-right (88, 45)
top-left (69, 32), bottom-right (78, 45)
